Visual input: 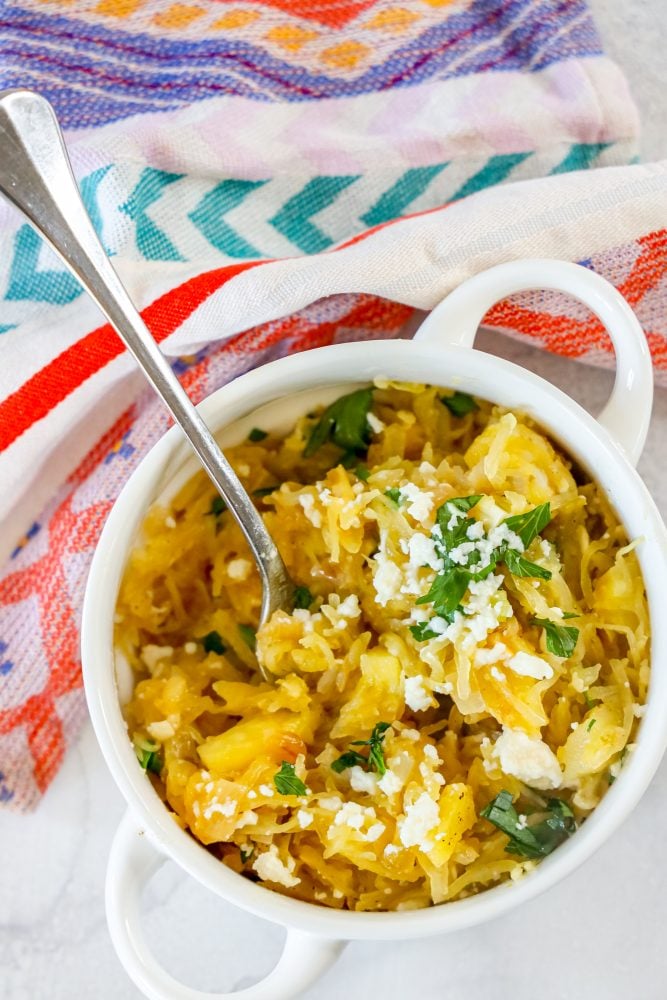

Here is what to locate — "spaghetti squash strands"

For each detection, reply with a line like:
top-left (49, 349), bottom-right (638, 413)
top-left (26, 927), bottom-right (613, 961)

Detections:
top-left (117, 382), bottom-right (649, 911)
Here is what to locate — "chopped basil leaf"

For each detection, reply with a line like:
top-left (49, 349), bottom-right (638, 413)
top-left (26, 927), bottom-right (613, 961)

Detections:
top-left (531, 617), bottom-right (579, 658)
top-left (207, 495), bottom-right (227, 517)
top-left (503, 549), bottom-right (552, 580)
top-left (135, 740), bottom-right (161, 775)
top-left (481, 790), bottom-right (576, 859)
top-left (332, 722), bottom-right (391, 776)
top-left (355, 465), bottom-right (370, 482)
top-left (238, 624), bottom-right (257, 652)
top-left (384, 487), bottom-right (402, 508)
top-left (304, 388), bottom-right (374, 458)
top-left (440, 391), bottom-right (479, 417)
top-left (409, 621), bottom-right (440, 642)
top-left (293, 586), bottom-right (313, 610)
top-left (248, 427), bottom-right (268, 442)
top-left (503, 503), bottom-right (552, 548)
top-left (200, 630), bottom-right (227, 655)
top-left (273, 761), bottom-right (307, 796)
top-left (239, 844), bottom-right (255, 863)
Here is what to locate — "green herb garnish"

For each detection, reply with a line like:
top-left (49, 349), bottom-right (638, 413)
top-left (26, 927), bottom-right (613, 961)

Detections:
top-left (481, 790), bottom-right (576, 859)
top-left (198, 630), bottom-right (226, 655)
top-left (207, 495), bottom-right (227, 517)
top-left (531, 617), bottom-right (579, 658)
top-left (135, 739), bottom-right (162, 775)
top-left (293, 586), bottom-right (313, 610)
top-left (238, 624), bottom-right (257, 651)
top-left (503, 550), bottom-right (552, 580)
top-left (304, 388), bottom-right (374, 458)
top-left (503, 503), bottom-right (552, 548)
top-left (253, 486), bottom-right (278, 499)
top-left (440, 391), bottom-right (479, 417)
top-left (239, 844), bottom-right (255, 863)
top-left (384, 487), bottom-right (402, 508)
top-left (409, 621), bottom-right (440, 642)
top-left (273, 761), bottom-right (307, 796)
top-left (416, 566), bottom-right (470, 617)
top-left (355, 465), bottom-right (370, 482)
top-left (331, 722), bottom-right (391, 776)
top-left (587, 718), bottom-right (597, 732)
top-left (248, 427), bottom-right (268, 442)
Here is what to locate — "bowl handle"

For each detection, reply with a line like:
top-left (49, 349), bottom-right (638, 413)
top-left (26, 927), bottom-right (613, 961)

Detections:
top-left (413, 259), bottom-right (653, 467)
top-left (106, 812), bottom-right (345, 1000)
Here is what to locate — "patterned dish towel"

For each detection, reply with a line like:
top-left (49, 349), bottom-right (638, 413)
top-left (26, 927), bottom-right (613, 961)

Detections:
top-left (0, 0), bottom-right (665, 811)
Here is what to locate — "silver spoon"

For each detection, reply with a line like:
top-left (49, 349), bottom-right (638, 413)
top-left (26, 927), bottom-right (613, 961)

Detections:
top-left (0, 89), bottom-right (293, 674)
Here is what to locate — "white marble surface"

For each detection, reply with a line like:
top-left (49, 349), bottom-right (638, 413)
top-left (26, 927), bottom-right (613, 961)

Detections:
top-left (2, 6), bottom-right (667, 997)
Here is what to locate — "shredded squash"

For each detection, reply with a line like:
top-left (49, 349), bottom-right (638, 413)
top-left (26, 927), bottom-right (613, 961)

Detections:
top-left (116, 381), bottom-right (649, 911)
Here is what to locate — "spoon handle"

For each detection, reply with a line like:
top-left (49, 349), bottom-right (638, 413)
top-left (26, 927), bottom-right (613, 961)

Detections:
top-left (0, 89), bottom-right (292, 627)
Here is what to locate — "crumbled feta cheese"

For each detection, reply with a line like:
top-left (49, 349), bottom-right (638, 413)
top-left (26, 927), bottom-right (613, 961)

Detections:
top-left (367, 412), bottom-right (385, 433)
top-left (184, 641), bottom-right (197, 655)
top-left (404, 675), bottom-right (432, 712)
top-left (253, 846), bottom-right (300, 888)
top-left (247, 790), bottom-right (257, 799)
top-left (203, 798), bottom-right (237, 820)
top-left (147, 720), bottom-right (175, 740)
top-left (398, 484), bottom-right (434, 523)
top-left (227, 558), bottom-right (251, 581)
top-left (407, 533), bottom-right (443, 572)
top-left (349, 766), bottom-right (378, 795)
top-left (398, 793), bottom-right (440, 849)
top-left (372, 550), bottom-right (403, 606)
top-left (298, 493), bottom-right (322, 528)
top-left (366, 822), bottom-right (385, 842)
top-left (237, 810), bottom-right (259, 827)
top-left (378, 769), bottom-right (404, 795)
top-left (165, 515), bottom-right (176, 529)
top-left (507, 651), bottom-right (554, 681)
top-left (632, 703), bottom-right (646, 718)
top-left (492, 727), bottom-right (562, 790)
top-left (259, 784), bottom-right (274, 797)
top-left (423, 743), bottom-right (440, 763)
top-left (474, 642), bottom-right (509, 667)
top-left (490, 666), bottom-right (507, 683)
top-left (296, 809), bottom-right (313, 829)
top-left (384, 844), bottom-right (399, 856)
top-left (466, 520), bottom-right (485, 541)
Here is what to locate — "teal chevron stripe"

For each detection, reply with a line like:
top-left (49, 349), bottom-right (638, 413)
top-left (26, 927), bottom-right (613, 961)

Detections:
top-left (5, 226), bottom-right (82, 304)
top-left (360, 164), bottom-right (448, 228)
top-left (550, 142), bottom-right (611, 174)
top-left (189, 179), bottom-right (267, 258)
top-left (120, 167), bottom-right (185, 261)
top-left (450, 153), bottom-right (532, 202)
top-left (270, 175), bottom-right (360, 254)
top-left (81, 164), bottom-right (113, 252)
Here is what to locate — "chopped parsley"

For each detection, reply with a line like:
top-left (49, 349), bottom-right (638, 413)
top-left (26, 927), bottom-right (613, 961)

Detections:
top-left (238, 624), bottom-right (257, 652)
top-left (481, 790), bottom-right (576, 859)
top-left (531, 617), bottom-right (579, 658)
top-left (355, 465), bottom-right (370, 482)
top-left (253, 486), bottom-right (278, 499)
top-left (135, 739), bottom-right (161, 775)
top-left (273, 761), bottom-right (307, 796)
top-left (199, 630), bottom-right (227, 655)
top-left (416, 498), bottom-right (554, 621)
top-left (239, 844), bottom-right (255, 863)
top-left (409, 621), bottom-right (440, 642)
top-left (331, 722), bottom-right (391, 777)
top-left (304, 388), bottom-right (374, 458)
top-left (587, 717), bottom-right (597, 732)
top-left (384, 487), bottom-right (402, 508)
top-left (440, 391), bottom-right (479, 417)
top-left (293, 585), bottom-right (313, 610)
top-left (207, 495), bottom-right (227, 517)
top-left (503, 502), bottom-right (551, 548)
top-left (248, 427), bottom-right (268, 442)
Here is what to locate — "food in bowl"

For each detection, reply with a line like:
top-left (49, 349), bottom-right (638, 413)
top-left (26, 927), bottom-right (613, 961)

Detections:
top-left (116, 380), bottom-right (649, 911)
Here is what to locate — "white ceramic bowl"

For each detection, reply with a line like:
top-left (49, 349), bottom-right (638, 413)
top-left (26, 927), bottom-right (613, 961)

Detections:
top-left (82, 260), bottom-right (667, 1000)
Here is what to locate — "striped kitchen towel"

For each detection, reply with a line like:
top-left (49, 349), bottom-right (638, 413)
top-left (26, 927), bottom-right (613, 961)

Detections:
top-left (0, 0), bottom-right (664, 809)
